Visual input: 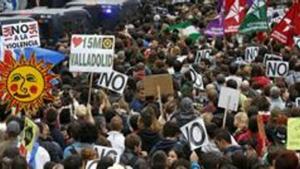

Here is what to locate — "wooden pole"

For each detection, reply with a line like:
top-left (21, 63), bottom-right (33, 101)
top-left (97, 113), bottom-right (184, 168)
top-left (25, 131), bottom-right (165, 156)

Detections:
top-left (222, 96), bottom-right (231, 129)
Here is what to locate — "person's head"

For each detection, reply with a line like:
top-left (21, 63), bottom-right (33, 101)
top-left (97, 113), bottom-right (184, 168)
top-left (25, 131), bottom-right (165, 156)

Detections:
top-left (97, 156), bottom-right (114, 169)
top-left (67, 121), bottom-right (81, 141)
top-left (200, 152), bottom-right (222, 169)
top-left (163, 121), bottom-right (180, 138)
top-left (226, 79), bottom-right (238, 89)
top-left (63, 155), bottom-right (82, 169)
top-left (167, 147), bottom-right (185, 167)
top-left (10, 155), bottom-right (28, 169)
top-left (275, 150), bottom-right (299, 169)
top-left (125, 133), bottom-right (142, 154)
top-left (270, 86), bottom-right (281, 99)
top-left (180, 97), bottom-right (194, 113)
top-left (6, 120), bottom-right (21, 138)
top-left (214, 129), bottom-right (232, 151)
top-left (251, 64), bottom-right (265, 77)
top-left (136, 81), bottom-right (145, 101)
top-left (37, 122), bottom-right (50, 139)
top-left (109, 115), bottom-right (123, 132)
top-left (138, 106), bottom-right (155, 129)
top-left (170, 159), bottom-right (191, 169)
top-left (79, 122), bottom-right (98, 144)
top-left (151, 150), bottom-right (168, 169)
top-left (45, 107), bottom-right (58, 127)
top-left (234, 112), bottom-right (248, 130)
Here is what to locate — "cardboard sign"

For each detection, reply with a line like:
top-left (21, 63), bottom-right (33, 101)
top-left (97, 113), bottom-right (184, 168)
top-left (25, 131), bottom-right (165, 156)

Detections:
top-left (245, 47), bottom-right (259, 63)
top-left (190, 65), bottom-right (204, 90)
top-left (180, 118), bottom-right (209, 150)
top-left (263, 54), bottom-right (282, 65)
top-left (2, 21), bottom-right (40, 49)
top-left (94, 145), bottom-right (121, 163)
top-left (218, 87), bottom-right (240, 111)
top-left (69, 35), bottom-right (115, 73)
top-left (143, 74), bottom-right (174, 97)
top-left (287, 118), bottom-right (300, 150)
top-left (97, 70), bottom-right (128, 94)
top-left (266, 61), bottom-right (289, 77)
top-left (296, 98), bottom-right (300, 107)
top-left (19, 117), bottom-right (39, 155)
top-left (195, 49), bottom-right (212, 63)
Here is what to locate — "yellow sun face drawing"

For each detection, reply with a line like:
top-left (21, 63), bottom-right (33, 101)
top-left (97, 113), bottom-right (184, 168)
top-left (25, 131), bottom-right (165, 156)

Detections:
top-left (0, 52), bottom-right (57, 113)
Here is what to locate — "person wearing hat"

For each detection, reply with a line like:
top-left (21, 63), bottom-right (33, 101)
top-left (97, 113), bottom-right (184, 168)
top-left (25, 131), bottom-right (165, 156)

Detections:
top-left (0, 120), bottom-right (20, 158)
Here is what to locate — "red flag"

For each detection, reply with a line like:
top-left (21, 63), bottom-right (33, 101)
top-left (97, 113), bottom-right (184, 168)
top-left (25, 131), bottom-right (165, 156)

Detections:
top-left (271, 3), bottom-right (300, 46)
top-left (224, 0), bottom-right (247, 34)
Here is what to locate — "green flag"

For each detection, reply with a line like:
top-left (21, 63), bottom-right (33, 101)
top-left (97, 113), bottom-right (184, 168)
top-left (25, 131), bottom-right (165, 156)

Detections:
top-left (167, 22), bottom-right (201, 42)
top-left (239, 0), bottom-right (268, 34)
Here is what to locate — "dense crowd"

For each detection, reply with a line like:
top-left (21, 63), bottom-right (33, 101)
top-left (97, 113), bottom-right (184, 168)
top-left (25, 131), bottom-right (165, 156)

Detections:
top-left (0, 1), bottom-right (300, 169)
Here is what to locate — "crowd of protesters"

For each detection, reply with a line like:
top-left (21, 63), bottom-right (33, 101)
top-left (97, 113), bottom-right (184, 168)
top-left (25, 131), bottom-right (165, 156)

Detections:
top-left (0, 0), bottom-right (300, 169)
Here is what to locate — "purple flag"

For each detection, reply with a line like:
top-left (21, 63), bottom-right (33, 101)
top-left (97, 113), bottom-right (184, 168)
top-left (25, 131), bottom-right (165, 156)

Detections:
top-left (247, 0), bottom-right (254, 7)
top-left (204, 13), bottom-right (224, 37)
top-left (217, 0), bottom-right (223, 12)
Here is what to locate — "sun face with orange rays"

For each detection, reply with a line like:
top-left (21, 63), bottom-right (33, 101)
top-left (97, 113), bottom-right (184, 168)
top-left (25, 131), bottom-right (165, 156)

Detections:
top-left (0, 51), bottom-right (57, 114)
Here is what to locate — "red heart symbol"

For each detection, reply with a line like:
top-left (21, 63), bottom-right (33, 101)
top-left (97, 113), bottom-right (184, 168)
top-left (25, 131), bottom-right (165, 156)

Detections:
top-left (72, 37), bottom-right (83, 48)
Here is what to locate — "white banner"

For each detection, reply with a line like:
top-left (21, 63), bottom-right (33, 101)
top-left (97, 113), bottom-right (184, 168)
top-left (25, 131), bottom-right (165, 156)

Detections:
top-left (97, 70), bottom-right (128, 94)
top-left (69, 34), bottom-right (115, 73)
top-left (94, 145), bottom-right (121, 163)
top-left (266, 61), bottom-right (289, 77)
top-left (1, 21), bottom-right (40, 49)
top-left (180, 118), bottom-right (209, 150)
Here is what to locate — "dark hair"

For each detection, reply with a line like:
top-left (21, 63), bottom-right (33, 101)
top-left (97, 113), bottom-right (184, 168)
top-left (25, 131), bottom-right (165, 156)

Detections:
top-left (11, 155), bottom-right (28, 169)
top-left (226, 79), bottom-right (238, 89)
top-left (140, 107), bottom-right (155, 128)
top-left (214, 129), bottom-right (232, 144)
top-left (200, 152), bottom-right (221, 169)
top-left (45, 108), bottom-right (58, 126)
top-left (163, 121), bottom-right (179, 138)
top-left (129, 115), bottom-right (139, 131)
top-left (44, 162), bottom-right (57, 169)
top-left (151, 151), bottom-right (168, 169)
top-left (67, 121), bottom-right (81, 141)
top-left (251, 64), bottom-right (265, 77)
top-left (170, 159), bottom-right (191, 169)
top-left (96, 156), bottom-right (114, 169)
top-left (275, 150), bottom-right (299, 169)
top-left (173, 60), bottom-right (183, 72)
top-left (79, 122), bottom-right (98, 143)
top-left (125, 133), bottom-right (141, 150)
top-left (63, 155), bottom-right (82, 169)
top-left (248, 115), bottom-right (258, 133)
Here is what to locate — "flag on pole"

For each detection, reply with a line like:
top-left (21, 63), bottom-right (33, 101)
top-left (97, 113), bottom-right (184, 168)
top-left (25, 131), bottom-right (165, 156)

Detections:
top-left (239, 0), bottom-right (268, 34)
top-left (167, 22), bottom-right (201, 42)
top-left (224, 0), bottom-right (247, 34)
top-left (270, 3), bottom-right (300, 46)
top-left (204, 13), bottom-right (225, 37)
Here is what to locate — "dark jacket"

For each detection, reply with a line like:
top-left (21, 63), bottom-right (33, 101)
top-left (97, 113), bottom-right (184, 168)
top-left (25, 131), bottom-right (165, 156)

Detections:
top-left (120, 149), bottom-right (139, 167)
top-left (149, 139), bottom-right (178, 155)
top-left (137, 129), bottom-right (162, 152)
top-left (38, 137), bottom-right (63, 162)
top-left (50, 127), bottom-right (65, 149)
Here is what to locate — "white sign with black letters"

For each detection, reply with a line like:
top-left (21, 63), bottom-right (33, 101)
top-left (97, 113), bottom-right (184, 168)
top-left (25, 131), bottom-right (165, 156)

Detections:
top-left (195, 49), bottom-right (212, 63)
top-left (218, 87), bottom-right (240, 111)
top-left (1, 21), bottom-right (40, 49)
top-left (296, 98), bottom-right (300, 107)
top-left (94, 145), bottom-right (121, 163)
top-left (180, 118), bottom-right (209, 150)
top-left (263, 54), bottom-right (282, 65)
top-left (266, 61), bottom-right (289, 77)
top-left (97, 70), bottom-right (128, 94)
top-left (245, 47), bottom-right (259, 63)
top-left (85, 160), bottom-right (100, 169)
top-left (190, 65), bottom-right (204, 90)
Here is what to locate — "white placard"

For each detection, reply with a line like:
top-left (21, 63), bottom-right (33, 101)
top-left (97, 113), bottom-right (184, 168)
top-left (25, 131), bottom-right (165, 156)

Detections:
top-left (69, 34), bottom-right (115, 73)
top-left (86, 160), bottom-right (99, 169)
top-left (97, 70), bottom-right (128, 94)
top-left (218, 87), bottom-right (240, 111)
top-left (296, 98), bottom-right (300, 107)
top-left (195, 49), bottom-right (212, 63)
top-left (294, 36), bottom-right (300, 48)
top-left (180, 118), bottom-right (209, 150)
top-left (94, 145), bottom-right (121, 163)
top-left (263, 54), bottom-right (282, 65)
top-left (172, 0), bottom-right (191, 4)
top-left (1, 21), bottom-right (40, 49)
top-left (266, 61), bottom-right (289, 77)
top-left (177, 55), bottom-right (187, 63)
top-left (245, 47), bottom-right (259, 63)
top-left (0, 36), bottom-right (4, 61)
top-left (190, 65), bottom-right (204, 90)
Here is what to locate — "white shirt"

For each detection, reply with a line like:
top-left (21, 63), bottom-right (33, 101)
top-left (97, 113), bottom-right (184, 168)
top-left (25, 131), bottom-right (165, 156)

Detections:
top-left (26, 146), bottom-right (50, 169)
top-left (107, 131), bottom-right (125, 155)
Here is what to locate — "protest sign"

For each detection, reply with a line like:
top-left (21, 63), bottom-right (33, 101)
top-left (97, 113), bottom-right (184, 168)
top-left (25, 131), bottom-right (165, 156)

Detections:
top-left (294, 36), bottom-right (300, 48)
top-left (97, 70), bottom-right (128, 94)
top-left (194, 49), bottom-right (212, 63)
top-left (245, 46), bottom-right (259, 63)
top-left (0, 36), bottom-right (4, 61)
top-left (180, 118), bottom-right (209, 150)
top-left (0, 54), bottom-right (57, 113)
top-left (266, 61), bottom-right (289, 77)
top-left (94, 145), bottom-right (121, 163)
top-left (86, 160), bottom-right (99, 169)
top-left (190, 65), bottom-right (204, 90)
top-left (2, 21), bottom-right (40, 49)
top-left (296, 98), bottom-right (300, 107)
top-left (143, 74), bottom-right (174, 97)
top-left (172, 0), bottom-right (191, 4)
top-left (263, 54), bottom-right (282, 65)
top-left (19, 117), bottom-right (39, 156)
top-left (69, 35), bottom-right (115, 73)
top-left (218, 87), bottom-right (240, 112)
top-left (287, 118), bottom-right (300, 150)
